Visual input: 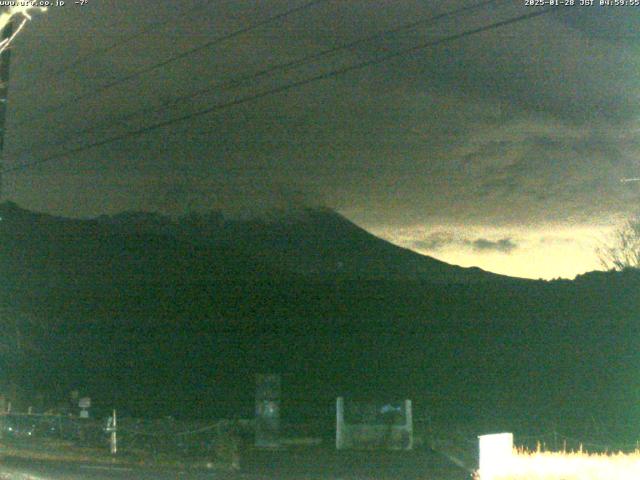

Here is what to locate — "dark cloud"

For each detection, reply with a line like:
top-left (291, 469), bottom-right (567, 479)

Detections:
top-left (559, 7), bottom-right (640, 42)
top-left (539, 236), bottom-right (576, 246)
top-left (412, 232), bottom-right (457, 251)
top-left (412, 232), bottom-right (518, 255)
top-left (469, 238), bottom-right (517, 253)
top-left (1, 0), bottom-right (637, 232)
top-left (152, 179), bottom-right (321, 218)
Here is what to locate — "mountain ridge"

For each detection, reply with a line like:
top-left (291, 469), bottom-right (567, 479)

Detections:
top-left (74, 203), bottom-right (518, 283)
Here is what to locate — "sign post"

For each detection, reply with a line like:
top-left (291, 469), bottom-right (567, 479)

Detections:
top-left (255, 374), bottom-right (281, 448)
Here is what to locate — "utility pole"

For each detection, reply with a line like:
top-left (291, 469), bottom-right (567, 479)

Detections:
top-left (0, 17), bottom-right (13, 201)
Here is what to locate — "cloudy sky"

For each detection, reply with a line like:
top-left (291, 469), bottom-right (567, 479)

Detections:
top-left (3, 1), bottom-right (640, 279)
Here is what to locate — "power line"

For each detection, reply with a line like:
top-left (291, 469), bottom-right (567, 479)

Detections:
top-left (6, 6), bottom-right (556, 174)
top-left (12, 0), bottom-right (505, 160)
top-left (3, 7), bottom-right (556, 176)
top-left (12, 1), bottom-right (216, 91)
top-left (11, 0), bottom-right (329, 128)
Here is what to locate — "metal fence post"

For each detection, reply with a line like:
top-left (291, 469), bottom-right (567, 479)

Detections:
top-left (404, 399), bottom-right (413, 450)
top-left (336, 397), bottom-right (345, 450)
top-left (109, 409), bottom-right (117, 455)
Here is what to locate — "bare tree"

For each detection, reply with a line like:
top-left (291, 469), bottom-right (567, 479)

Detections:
top-left (597, 213), bottom-right (640, 271)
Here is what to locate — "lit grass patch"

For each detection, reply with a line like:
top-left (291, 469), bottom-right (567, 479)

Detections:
top-left (479, 448), bottom-right (640, 480)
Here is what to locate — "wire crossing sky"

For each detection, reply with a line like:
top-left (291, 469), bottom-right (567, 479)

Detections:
top-left (9, 0), bottom-right (508, 163)
top-left (11, 0), bottom-right (328, 129)
top-left (17, 8), bottom-right (550, 172)
top-left (12, 1), bottom-right (215, 89)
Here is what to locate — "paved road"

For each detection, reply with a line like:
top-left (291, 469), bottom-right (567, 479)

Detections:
top-left (0, 457), bottom-right (227, 480)
top-left (240, 446), bottom-right (472, 480)
top-left (0, 447), bottom-right (472, 479)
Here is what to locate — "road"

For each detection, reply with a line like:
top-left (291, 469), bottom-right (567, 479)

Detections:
top-left (0, 457), bottom-right (226, 480)
top-left (242, 447), bottom-right (472, 479)
top-left (0, 447), bottom-right (472, 479)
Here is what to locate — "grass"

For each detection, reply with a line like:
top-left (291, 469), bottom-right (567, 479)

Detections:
top-left (0, 430), bottom-right (241, 471)
top-left (478, 448), bottom-right (640, 480)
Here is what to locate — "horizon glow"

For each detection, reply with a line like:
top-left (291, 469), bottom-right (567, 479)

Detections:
top-left (370, 223), bottom-right (616, 280)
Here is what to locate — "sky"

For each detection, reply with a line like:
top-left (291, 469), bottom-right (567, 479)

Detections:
top-left (2, 0), bottom-right (640, 280)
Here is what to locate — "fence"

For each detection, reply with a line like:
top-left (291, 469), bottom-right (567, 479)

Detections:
top-left (0, 412), bottom-right (105, 445)
top-left (0, 412), bottom-right (250, 466)
top-left (336, 397), bottom-right (413, 450)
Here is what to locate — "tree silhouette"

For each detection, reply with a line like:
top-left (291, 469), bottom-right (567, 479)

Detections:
top-left (598, 213), bottom-right (640, 271)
